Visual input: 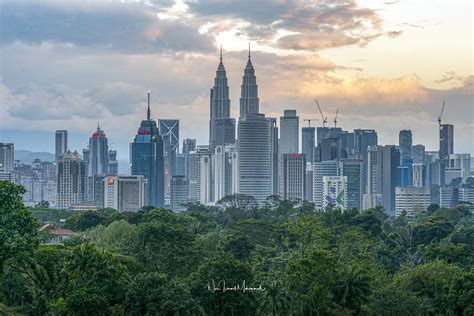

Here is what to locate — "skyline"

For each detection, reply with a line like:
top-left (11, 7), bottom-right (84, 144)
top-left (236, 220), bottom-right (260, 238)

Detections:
top-left (0, 0), bottom-right (472, 159)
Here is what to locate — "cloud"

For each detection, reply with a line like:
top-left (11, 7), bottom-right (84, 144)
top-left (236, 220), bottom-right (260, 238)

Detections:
top-left (0, 1), bottom-right (215, 53)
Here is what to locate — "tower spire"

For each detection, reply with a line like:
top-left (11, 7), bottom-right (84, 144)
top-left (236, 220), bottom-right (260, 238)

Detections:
top-left (147, 91), bottom-right (151, 121)
top-left (97, 121), bottom-right (100, 131)
top-left (248, 42), bottom-right (251, 59)
top-left (220, 45), bottom-right (223, 62)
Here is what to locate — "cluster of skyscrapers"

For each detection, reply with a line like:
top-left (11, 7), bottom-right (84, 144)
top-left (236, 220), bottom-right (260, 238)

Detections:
top-left (2, 48), bottom-right (473, 216)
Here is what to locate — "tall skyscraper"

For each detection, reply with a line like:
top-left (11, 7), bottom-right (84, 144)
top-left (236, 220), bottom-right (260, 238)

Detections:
top-left (323, 176), bottom-right (347, 210)
top-left (238, 114), bottom-right (273, 204)
top-left (270, 118), bottom-right (279, 195)
top-left (302, 127), bottom-right (315, 163)
top-left (312, 160), bottom-right (339, 209)
top-left (395, 187), bottom-right (430, 218)
top-left (412, 144), bottom-right (425, 164)
top-left (130, 92), bottom-right (165, 208)
top-left (187, 146), bottom-right (209, 202)
top-left (108, 150), bottom-right (118, 175)
top-left (159, 119), bottom-right (179, 202)
top-left (209, 48), bottom-right (235, 151)
top-left (399, 130), bottom-right (413, 163)
top-left (239, 47), bottom-right (259, 118)
top-left (354, 129), bottom-right (378, 192)
top-left (182, 138), bottom-right (196, 155)
top-left (171, 175), bottom-right (188, 212)
top-left (367, 145), bottom-right (400, 216)
top-left (448, 154), bottom-right (470, 182)
top-left (339, 159), bottom-right (364, 211)
top-left (57, 150), bottom-right (86, 209)
top-left (279, 153), bottom-right (306, 200)
top-left (280, 110), bottom-right (299, 154)
top-left (320, 138), bottom-right (342, 161)
top-left (213, 144), bottom-right (239, 201)
top-left (439, 124), bottom-right (454, 162)
top-left (55, 130), bottom-right (68, 161)
top-left (88, 123), bottom-right (109, 176)
top-left (317, 127), bottom-right (343, 145)
top-left (0, 143), bottom-right (15, 182)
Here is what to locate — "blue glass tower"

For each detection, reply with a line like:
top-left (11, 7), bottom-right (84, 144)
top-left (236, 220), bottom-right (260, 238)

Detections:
top-left (130, 92), bottom-right (165, 208)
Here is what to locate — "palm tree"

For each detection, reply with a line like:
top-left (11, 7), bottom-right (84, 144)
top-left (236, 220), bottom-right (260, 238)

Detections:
top-left (334, 265), bottom-right (371, 313)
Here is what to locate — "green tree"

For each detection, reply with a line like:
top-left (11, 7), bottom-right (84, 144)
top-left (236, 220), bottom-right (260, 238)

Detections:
top-left (64, 210), bottom-right (106, 231)
top-left (125, 272), bottom-right (202, 315)
top-left (333, 265), bottom-right (372, 314)
top-left (0, 181), bottom-right (38, 267)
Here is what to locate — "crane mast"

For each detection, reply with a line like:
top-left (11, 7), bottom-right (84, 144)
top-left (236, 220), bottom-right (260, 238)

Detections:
top-left (315, 99), bottom-right (328, 127)
top-left (437, 100), bottom-right (446, 126)
top-left (334, 109), bottom-right (339, 128)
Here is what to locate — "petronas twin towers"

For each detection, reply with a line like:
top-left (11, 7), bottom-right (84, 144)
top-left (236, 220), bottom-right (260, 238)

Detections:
top-left (209, 47), bottom-right (278, 204)
top-left (208, 46), bottom-right (260, 151)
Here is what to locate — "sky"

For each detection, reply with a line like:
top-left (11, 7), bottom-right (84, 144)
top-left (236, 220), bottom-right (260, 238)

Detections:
top-left (0, 0), bottom-right (473, 162)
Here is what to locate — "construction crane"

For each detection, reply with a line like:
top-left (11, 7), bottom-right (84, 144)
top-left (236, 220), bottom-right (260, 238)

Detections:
top-left (315, 99), bottom-right (328, 127)
top-left (437, 100), bottom-right (446, 126)
top-left (303, 119), bottom-right (317, 127)
top-left (334, 109), bottom-right (339, 128)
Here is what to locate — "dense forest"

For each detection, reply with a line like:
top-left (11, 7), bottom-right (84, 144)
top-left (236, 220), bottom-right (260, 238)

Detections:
top-left (1, 180), bottom-right (473, 315)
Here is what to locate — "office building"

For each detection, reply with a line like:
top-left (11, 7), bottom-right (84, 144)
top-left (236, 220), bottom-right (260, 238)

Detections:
top-left (317, 127), bottom-right (343, 145)
top-left (108, 150), bottom-right (118, 175)
top-left (171, 175), bottom-right (188, 212)
top-left (57, 150), bottom-right (86, 209)
top-left (439, 124), bottom-right (454, 162)
top-left (279, 154), bottom-right (306, 200)
top-left (280, 110), bottom-right (299, 154)
top-left (182, 138), bottom-right (196, 155)
top-left (213, 144), bottom-right (239, 201)
top-left (200, 154), bottom-right (212, 204)
top-left (363, 193), bottom-right (383, 210)
top-left (187, 146), bottom-right (209, 202)
top-left (159, 119), bottom-right (179, 201)
top-left (305, 163), bottom-right (314, 201)
top-left (412, 163), bottom-right (425, 188)
top-left (399, 130), bottom-right (412, 163)
top-left (239, 48), bottom-right (259, 118)
top-left (429, 160), bottom-right (445, 186)
top-left (367, 145), bottom-right (400, 216)
top-left (312, 160), bottom-right (339, 209)
top-left (412, 144), bottom-right (425, 164)
top-left (339, 159), bottom-right (364, 211)
top-left (238, 114), bottom-right (273, 204)
top-left (209, 49), bottom-right (235, 151)
top-left (302, 127), bottom-right (315, 163)
top-left (449, 154), bottom-right (470, 182)
top-left (320, 138), bottom-right (342, 161)
top-left (440, 186), bottom-right (458, 208)
top-left (87, 123), bottom-right (109, 176)
top-left (104, 175), bottom-right (146, 212)
top-left (55, 130), bottom-right (68, 161)
top-left (270, 117), bottom-right (279, 195)
top-left (354, 129), bottom-right (378, 191)
top-left (395, 186), bottom-right (431, 218)
top-left (130, 92), bottom-right (165, 207)
top-left (323, 176), bottom-right (347, 210)
top-left (0, 143), bottom-right (14, 182)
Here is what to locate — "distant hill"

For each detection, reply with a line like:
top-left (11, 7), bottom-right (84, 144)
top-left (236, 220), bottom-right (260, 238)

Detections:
top-left (15, 150), bottom-right (55, 164)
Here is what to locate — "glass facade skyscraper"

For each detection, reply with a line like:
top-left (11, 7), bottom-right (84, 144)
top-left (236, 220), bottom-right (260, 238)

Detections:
top-left (130, 92), bottom-right (165, 208)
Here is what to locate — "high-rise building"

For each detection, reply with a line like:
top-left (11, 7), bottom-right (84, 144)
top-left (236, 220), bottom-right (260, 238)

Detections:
top-left (55, 130), bottom-right (68, 161)
top-left (182, 138), bottom-right (196, 155)
top-left (312, 160), bottom-right (339, 209)
top-left (323, 176), bottom-right (347, 210)
top-left (104, 175), bottom-right (146, 212)
top-left (440, 186), bottom-right (458, 208)
top-left (159, 119), bottom-right (179, 202)
top-left (367, 145), bottom-right (400, 216)
top-left (412, 163), bottom-right (425, 188)
top-left (395, 187), bottom-right (431, 218)
top-left (57, 150), bottom-right (86, 209)
top-left (108, 150), bottom-right (118, 175)
top-left (130, 92), bottom-right (165, 208)
top-left (429, 160), bottom-right (445, 186)
top-left (213, 144), bottom-right (239, 201)
top-left (270, 118), bottom-right (279, 195)
top-left (171, 175), bottom-right (188, 212)
top-left (209, 49), bottom-right (235, 151)
top-left (449, 154), bottom-right (470, 182)
top-left (239, 48), bottom-right (259, 118)
top-left (87, 123), bottom-right (109, 176)
top-left (412, 144), bottom-right (425, 164)
top-left (302, 127), bottom-right (315, 163)
top-left (317, 127), bottom-right (343, 145)
top-left (200, 154), bottom-right (212, 204)
top-left (362, 193), bottom-right (383, 210)
top-left (439, 124), bottom-right (454, 162)
top-left (280, 110), bottom-right (299, 155)
top-left (320, 138), bottom-right (342, 161)
top-left (0, 143), bottom-right (14, 182)
top-left (399, 130), bottom-right (412, 163)
top-left (186, 146), bottom-right (210, 202)
top-left (238, 114), bottom-right (273, 204)
top-left (354, 129), bottom-right (377, 191)
top-left (279, 154), bottom-right (306, 201)
top-left (339, 159), bottom-right (364, 211)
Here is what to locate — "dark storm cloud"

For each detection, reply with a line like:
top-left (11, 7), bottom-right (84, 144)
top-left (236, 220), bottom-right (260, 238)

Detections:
top-left (0, 1), bottom-right (215, 53)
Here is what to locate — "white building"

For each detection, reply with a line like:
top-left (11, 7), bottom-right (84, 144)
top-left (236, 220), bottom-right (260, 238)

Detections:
top-left (449, 154), bottom-right (471, 182)
top-left (57, 151), bottom-right (86, 209)
top-left (395, 186), bottom-right (431, 218)
top-left (312, 160), bottom-right (338, 209)
top-left (279, 154), bottom-right (306, 201)
top-left (363, 193), bottom-right (383, 210)
top-left (279, 110), bottom-right (299, 155)
top-left (412, 163), bottom-right (424, 188)
top-left (323, 176), bottom-right (347, 210)
top-left (213, 144), bottom-right (239, 202)
top-left (200, 155), bottom-right (212, 204)
top-left (104, 175), bottom-right (145, 212)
